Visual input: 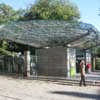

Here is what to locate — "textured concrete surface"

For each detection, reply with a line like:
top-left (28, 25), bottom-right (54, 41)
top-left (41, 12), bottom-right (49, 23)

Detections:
top-left (0, 76), bottom-right (99, 100)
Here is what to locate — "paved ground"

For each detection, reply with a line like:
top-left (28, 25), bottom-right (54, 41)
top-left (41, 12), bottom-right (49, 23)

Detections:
top-left (0, 76), bottom-right (99, 100)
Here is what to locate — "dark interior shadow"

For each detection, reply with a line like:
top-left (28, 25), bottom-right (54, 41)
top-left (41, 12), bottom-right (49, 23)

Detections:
top-left (49, 91), bottom-right (100, 100)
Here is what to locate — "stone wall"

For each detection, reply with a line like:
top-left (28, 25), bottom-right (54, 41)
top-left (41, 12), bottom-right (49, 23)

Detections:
top-left (37, 47), bottom-right (67, 77)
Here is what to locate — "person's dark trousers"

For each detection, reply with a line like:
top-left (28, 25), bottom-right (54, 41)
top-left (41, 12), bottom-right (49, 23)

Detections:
top-left (80, 75), bottom-right (86, 86)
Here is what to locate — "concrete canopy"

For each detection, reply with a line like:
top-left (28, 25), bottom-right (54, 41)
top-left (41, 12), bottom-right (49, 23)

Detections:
top-left (0, 20), bottom-right (99, 49)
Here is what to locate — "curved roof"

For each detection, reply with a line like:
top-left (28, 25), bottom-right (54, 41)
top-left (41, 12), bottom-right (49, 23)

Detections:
top-left (0, 20), bottom-right (99, 49)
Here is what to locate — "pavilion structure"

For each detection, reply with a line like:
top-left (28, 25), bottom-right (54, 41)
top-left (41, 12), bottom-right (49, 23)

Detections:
top-left (0, 20), bottom-right (100, 78)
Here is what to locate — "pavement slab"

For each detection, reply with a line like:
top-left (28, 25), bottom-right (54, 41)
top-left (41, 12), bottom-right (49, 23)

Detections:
top-left (0, 76), bottom-right (99, 100)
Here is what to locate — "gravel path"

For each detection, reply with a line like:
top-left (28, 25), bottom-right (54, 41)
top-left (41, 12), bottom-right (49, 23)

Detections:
top-left (0, 76), bottom-right (99, 100)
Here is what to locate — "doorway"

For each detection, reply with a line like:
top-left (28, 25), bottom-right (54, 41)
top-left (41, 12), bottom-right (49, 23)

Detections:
top-left (76, 49), bottom-right (85, 73)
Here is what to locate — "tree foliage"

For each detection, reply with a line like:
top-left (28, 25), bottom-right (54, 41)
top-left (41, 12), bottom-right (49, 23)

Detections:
top-left (0, 3), bottom-right (20, 24)
top-left (0, 40), bottom-right (12, 55)
top-left (23, 0), bottom-right (80, 20)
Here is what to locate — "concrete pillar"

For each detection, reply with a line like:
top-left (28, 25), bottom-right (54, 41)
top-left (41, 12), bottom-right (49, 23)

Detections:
top-left (86, 50), bottom-right (92, 72)
top-left (67, 48), bottom-right (76, 78)
top-left (67, 48), bottom-right (70, 78)
top-left (24, 50), bottom-right (31, 77)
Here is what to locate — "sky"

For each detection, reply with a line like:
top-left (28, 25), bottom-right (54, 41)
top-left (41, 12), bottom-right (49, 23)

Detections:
top-left (72, 0), bottom-right (100, 31)
top-left (0, 0), bottom-right (100, 31)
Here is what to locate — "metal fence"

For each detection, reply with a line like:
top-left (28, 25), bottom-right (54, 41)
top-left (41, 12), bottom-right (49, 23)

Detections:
top-left (0, 55), bottom-right (38, 76)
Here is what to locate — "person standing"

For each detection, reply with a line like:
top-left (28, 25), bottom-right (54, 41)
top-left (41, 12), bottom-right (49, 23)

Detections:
top-left (79, 60), bottom-right (86, 86)
top-left (86, 63), bottom-right (91, 74)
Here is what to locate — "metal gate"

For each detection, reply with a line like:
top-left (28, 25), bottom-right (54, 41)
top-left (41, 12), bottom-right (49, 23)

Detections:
top-left (0, 55), bottom-right (38, 76)
top-left (30, 55), bottom-right (38, 76)
top-left (0, 55), bottom-right (24, 75)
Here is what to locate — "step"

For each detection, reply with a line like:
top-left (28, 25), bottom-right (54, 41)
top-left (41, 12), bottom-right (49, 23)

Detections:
top-left (28, 76), bottom-right (100, 86)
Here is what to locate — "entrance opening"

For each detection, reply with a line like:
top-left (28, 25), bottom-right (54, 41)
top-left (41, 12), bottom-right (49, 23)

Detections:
top-left (76, 49), bottom-right (85, 73)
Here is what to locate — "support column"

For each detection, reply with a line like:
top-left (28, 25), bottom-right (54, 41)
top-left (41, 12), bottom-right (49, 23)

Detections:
top-left (24, 50), bottom-right (31, 77)
top-left (67, 48), bottom-right (76, 78)
top-left (86, 50), bottom-right (92, 72)
top-left (67, 48), bottom-right (70, 78)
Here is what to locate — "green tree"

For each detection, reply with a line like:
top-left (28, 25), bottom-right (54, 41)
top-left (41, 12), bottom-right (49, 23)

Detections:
top-left (0, 40), bottom-right (12, 55)
top-left (23, 0), bottom-right (80, 20)
top-left (0, 3), bottom-right (20, 24)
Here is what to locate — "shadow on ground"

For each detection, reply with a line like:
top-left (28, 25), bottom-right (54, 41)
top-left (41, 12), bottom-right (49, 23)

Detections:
top-left (49, 91), bottom-right (100, 100)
